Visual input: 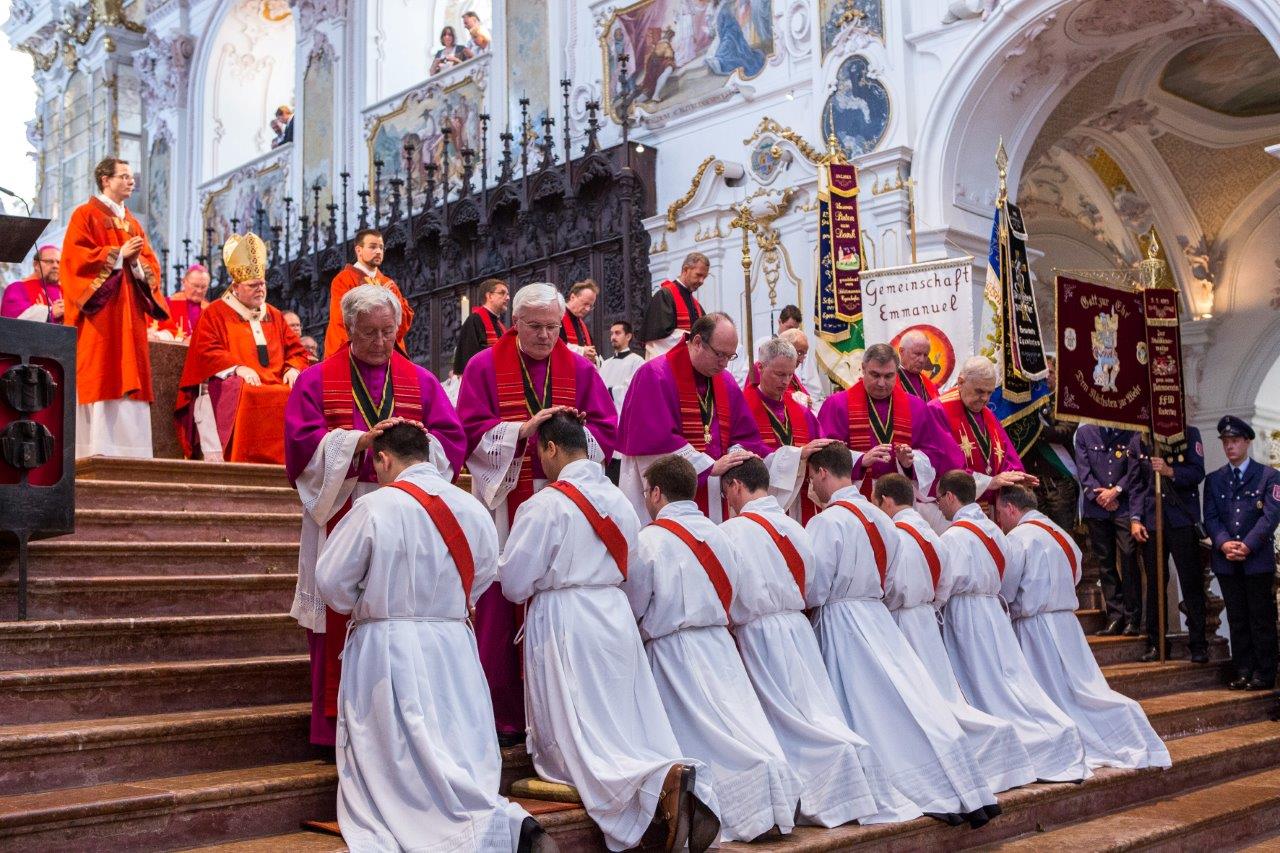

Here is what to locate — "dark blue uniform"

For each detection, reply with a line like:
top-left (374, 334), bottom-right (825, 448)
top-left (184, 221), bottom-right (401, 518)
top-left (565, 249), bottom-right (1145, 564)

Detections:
top-left (1205, 453), bottom-right (1280, 685)
top-left (1127, 427), bottom-right (1207, 656)
top-left (1074, 424), bottom-right (1140, 631)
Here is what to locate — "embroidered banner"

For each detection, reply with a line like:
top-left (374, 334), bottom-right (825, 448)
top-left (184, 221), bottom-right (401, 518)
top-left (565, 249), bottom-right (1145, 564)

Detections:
top-left (1054, 275), bottom-right (1151, 432)
top-left (1142, 287), bottom-right (1187, 451)
top-left (860, 256), bottom-right (975, 390)
top-left (998, 201), bottom-right (1049, 400)
top-left (814, 162), bottom-right (865, 389)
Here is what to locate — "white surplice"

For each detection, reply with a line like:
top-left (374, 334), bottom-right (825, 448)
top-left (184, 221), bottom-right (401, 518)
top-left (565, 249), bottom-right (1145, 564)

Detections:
top-left (290, 426), bottom-right (451, 633)
top-left (499, 460), bottom-right (720, 851)
top-left (468, 420), bottom-right (605, 543)
top-left (763, 444), bottom-right (808, 522)
top-left (805, 488), bottom-right (996, 819)
top-left (626, 500), bottom-right (801, 842)
top-left (316, 462), bottom-right (531, 851)
top-left (600, 350), bottom-right (645, 414)
top-left (1003, 511), bottom-right (1171, 770)
top-left (886, 508), bottom-right (1036, 794)
top-left (721, 496), bottom-right (921, 828)
top-left (76, 398), bottom-right (153, 458)
top-left (937, 504), bottom-right (1090, 783)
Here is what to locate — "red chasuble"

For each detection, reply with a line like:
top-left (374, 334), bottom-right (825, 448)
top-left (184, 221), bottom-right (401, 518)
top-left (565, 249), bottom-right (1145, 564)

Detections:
top-left (666, 339), bottom-right (733, 515)
top-left (320, 344), bottom-right (426, 718)
top-left (937, 388), bottom-right (1016, 479)
top-left (662, 279), bottom-right (704, 333)
top-left (323, 265), bottom-right (414, 357)
top-left (743, 382), bottom-right (818, 522)
top-left (158, 294), bottom-right (205, 340)
top-left (492, 328), bottom-right (578, 524)
top-left (560, 310), bottom-right (593, 347)
top-left (61, 197), bottom-right (167, 404)
top-left (474, 306), bottom-right (505, 345)
top-left (174, 298), bottom-right (310, 461)
top-left (845, 380), bottom-right (913, 497)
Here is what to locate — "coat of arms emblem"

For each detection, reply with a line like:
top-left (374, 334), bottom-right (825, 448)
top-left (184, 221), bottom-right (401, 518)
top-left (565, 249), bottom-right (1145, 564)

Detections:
top-left (1091, 310), bottom-right (1120, 393)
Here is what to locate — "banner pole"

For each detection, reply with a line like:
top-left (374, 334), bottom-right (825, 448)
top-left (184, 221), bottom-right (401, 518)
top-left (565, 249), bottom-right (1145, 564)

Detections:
top-left (907, 177), bottom-right (918, 264)
top-left (1155, 469), bottom-right (1167, 663)
top-left (730, 203), bottom-right (756, 365)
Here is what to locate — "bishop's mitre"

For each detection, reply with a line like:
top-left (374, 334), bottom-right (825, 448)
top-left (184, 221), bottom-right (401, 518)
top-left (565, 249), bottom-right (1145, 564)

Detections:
top-left (222, 232), bottom-right (269, 285)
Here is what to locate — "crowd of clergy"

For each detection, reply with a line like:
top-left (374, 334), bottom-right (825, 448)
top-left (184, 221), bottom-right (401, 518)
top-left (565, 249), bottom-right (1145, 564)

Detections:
top-left (15, 156), bottom-right (1280, 852)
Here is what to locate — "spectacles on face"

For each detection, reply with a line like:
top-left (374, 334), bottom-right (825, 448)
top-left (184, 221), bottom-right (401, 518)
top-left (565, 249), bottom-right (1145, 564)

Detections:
top-left (355, 326), bottom-right (397, 343)
top-left (110, 173), bottom-right (135, 183)
top-left (518, 319), bottom-right (559, 336)
top-left (701, 340), bottom-right (738, 363)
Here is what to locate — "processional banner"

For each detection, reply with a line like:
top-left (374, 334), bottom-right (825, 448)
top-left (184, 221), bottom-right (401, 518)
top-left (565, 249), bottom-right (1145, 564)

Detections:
top-left (814, 162), bottom-right (865, 388)
top-left (1142, 287), bottom-right (1187, 448)
top-left (860, 256), bottom-right (975, 390)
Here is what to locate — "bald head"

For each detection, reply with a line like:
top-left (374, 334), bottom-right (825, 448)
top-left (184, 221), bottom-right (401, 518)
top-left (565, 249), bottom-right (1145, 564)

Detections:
top-left (779, 327), bottom-right (809, 361)
top-left (956, 356), bottom-right (998, 413)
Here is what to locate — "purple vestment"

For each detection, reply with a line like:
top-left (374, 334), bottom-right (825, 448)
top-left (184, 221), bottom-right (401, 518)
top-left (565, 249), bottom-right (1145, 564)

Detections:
top-left (1, 277), bottom-right (62, 322)
top-left (456, 344), bottom-right (617, 736)
top-left (618, 355), bottom-right (770, 489)
top-left (817, 388), bottom-right (966, 496)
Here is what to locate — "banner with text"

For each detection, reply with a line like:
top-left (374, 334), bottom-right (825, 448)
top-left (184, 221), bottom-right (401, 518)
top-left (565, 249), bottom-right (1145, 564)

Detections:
top-left (1142, 287), bottom-right (1187, 449)
top-left (814, 162), bottom-right (865, 388)
top-left (861, 256), bottom-right (975, 390)
top-left (1054, 275), bottom-right (1151, 431)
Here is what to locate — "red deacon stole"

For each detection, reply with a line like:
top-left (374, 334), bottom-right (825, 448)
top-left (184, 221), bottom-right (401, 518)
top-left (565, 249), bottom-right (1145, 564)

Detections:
top-left (547, 481), bottom-right (628, 579)
top-left (832, 500), bottom-right (888, 589)
top-left (661, 280), bottom-right (704, 333)
top-left (952, 520), bottom-right (1006, 579)
top-left (319, 344), bottom-right (425, 718)
top-left (896, 520), bottom-right (942, 590)
top-left (561, 311), bottom-right (592, 347)
top-left (384, 480), bottom-right (477, 602)
top-left (474, 306), bottom-right (505, 346)
top-left (1022, 518), bottom-right (1080, 582)
top-left (743, 382), bottom-right (817, 522)
top-left (938, 388), bottom-right (1009, 477)
top-left (493, 328), bottom-right (578, 524)
top-left (651, 518), bottom-right (734, 619)
top-left (742, 512), bottom-right (806, 599)
top-left (846, 380), bottom-right (913, 496)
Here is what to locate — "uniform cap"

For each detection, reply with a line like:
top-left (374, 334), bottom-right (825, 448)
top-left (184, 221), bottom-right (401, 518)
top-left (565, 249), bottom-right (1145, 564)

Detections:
top-left (1217, 415), bottom-right (1255, 441)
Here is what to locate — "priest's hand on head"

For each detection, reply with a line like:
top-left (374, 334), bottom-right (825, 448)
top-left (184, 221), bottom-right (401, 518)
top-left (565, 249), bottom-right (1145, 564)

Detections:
top-left (800, 438), bottom-right (837, 463)
top-left (710, 449), bottom-right (758, 477)
top-left (234, 366), bottom-right (263, 387)
top-left (356, 416), bottom-right (407, 453)
top-left (121, 236), bottom-right (144, 260)
top-left (518, 405), bottom-right (572, 440)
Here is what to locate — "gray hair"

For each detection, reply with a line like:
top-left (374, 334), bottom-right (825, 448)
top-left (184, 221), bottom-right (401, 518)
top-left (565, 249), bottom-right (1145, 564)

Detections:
top-left (779, 327), bottom-right (808, 349)
top-left (958, 355), bottom-right (998, 383)
top-left (899, 329), bottom-right (929, 350)
top-left (757, 336), bottom-right (798, 364)
top-left (512, 282), bottom-right (565, 318)
top-left (341, 284), bottom-right (402, 331)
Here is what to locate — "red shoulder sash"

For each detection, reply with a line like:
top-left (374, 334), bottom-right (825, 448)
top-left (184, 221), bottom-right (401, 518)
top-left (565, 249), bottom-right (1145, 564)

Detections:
top-left (741, 512), bottom-right (806, 598)
top-left (742, 382), bottom-right (811, 451)
top-left (547, 481), bottom-right (628, 579)
top-left (385, 480), bottom-right (476, 602)
top-left (832, 500), bottom-right (888, 589)
top-left (651, 518), bottom-right (733, 618)
top-left (662, 280), bottom-right (702, 333)
top-left (1022, 518), bottom-right (1079, 582)
top-left (896, 520), bottom-right (942, 590)
top-left (473, 306), bottom-right (504, 346)
top-left (952, 519), bottom-right (1006, 579)
top-left (321, 344), bottom-right (423, 429)
top-left (939, 388), bottom-right (1008, 476)
top-left (561, 311), bottom-right (592, 347)
top-left (665, 339), bottom-right (732, 454)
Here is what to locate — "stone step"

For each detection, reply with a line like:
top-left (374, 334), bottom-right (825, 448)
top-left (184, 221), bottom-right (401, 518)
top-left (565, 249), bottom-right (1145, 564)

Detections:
top-left (1102, 658), bottom-right (1230, 700)
top-left (76, 479), bottom-right (300, 514)
top-left (58, 509), bottom-right (302, 544)
top-left (0, 613), bottom-right (304, 669)
top-left (0, 704), bottom-right (313, 796)
top-left (7, 542), bottom-right (299, 578)
top-left (0, 574), bottom-right (297, 620)
top-left (0, 655), bottom-right (308, 724)
top-left (1140, 688), bottom-right (1277, 740)
top-left (1086, 633), bottom-right (1227, 667)
top-left (704, 720), bottom-right (1280, 851)
top-left (0, 760), bottom-right (334, 851)
top-left (187, 831), bottom-right (348, 852)
top-left (75, 457), bottom-right (290, 488)
top-left (1075, 607), bottom-right (1106, 635)
top-left (988, 765), bottom-right (1280, 850)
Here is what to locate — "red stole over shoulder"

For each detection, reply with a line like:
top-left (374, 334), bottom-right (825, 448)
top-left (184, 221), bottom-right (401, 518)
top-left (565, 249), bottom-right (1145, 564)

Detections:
top-left (666, 339), bottom-right (733, 517)
top-left (561, 311), bottom-right (592, 347)
top-left (846, 380), bottom-right (913, 496)
top-left (743, 382), bottom-right (817, 522)
top-left (938, 388), bottom-right (1009, 477)
top-left (319, 344), bottom-right (424, 718)
top-left (493, 328), bottom-right (577, 524)
top-left (898, 368), bottom-right (939, 402)
top-left (662, 280), bottom-right (704, 333)
top-left (474, 306), bottom-right (505, 346)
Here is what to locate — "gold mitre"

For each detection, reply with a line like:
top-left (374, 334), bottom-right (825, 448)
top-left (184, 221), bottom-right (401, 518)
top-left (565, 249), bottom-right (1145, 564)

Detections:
top-left (222, 232), bottom-right (268, 285)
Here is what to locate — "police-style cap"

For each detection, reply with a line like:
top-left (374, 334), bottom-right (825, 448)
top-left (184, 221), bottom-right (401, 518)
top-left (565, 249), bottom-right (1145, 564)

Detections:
top-left (1217, 415), bottom-right (1255, 440)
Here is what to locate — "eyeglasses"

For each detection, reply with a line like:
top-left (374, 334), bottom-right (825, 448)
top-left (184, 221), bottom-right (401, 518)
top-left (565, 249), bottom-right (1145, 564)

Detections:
top-left (518, 319), bottom-right (559, 335)
top-left (110, 173), bottom-right (135, 182)
top-left (698, 338), bottom-right (738, 362)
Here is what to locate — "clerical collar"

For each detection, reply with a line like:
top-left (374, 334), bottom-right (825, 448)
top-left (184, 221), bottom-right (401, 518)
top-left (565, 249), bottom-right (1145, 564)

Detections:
top-left (613, 349), bottom-right (633, 359)
top-left (95, 193), bottom-right (127, 217)
top-left (220, 288), bottom-right (267, 322)
top-left (354, 261), bottom-right (379, 278)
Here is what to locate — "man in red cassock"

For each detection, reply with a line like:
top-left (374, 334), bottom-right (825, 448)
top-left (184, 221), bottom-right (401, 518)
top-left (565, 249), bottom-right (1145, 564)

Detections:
top-left (154, 264), bottom-right (210, 342)
top-left (61, 157), bottom-right (168, 458)
top-left (175, 233), bottom-right (310, 463)
top-left (640, 252), bottom-right (709, 359)
top-left (560, 278), bottom-right (599, 362)
top-left (323, 228), bottom-right (413, 357)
